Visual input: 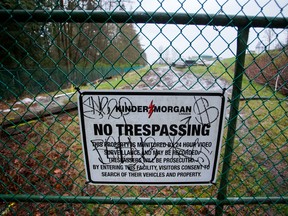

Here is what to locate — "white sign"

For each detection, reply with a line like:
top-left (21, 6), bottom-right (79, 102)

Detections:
top-left (78, 90), bottom-right (227, 185)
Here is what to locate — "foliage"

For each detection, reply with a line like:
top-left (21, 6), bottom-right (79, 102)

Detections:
top-left (245, 47), bottom-right (288, 95)
top-left (0, 0), bottom-right (147, 100)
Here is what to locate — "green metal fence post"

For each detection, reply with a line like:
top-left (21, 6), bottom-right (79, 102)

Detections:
top-left (215, 26), bottom-right (250, 216)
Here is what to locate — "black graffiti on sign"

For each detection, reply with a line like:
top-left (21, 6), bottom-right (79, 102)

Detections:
top-left (83, 95), bottom-right (220, 125)
top-left (91, 136), bottom-right (212, 171)
top-left (91, 136), bottom-right (160, 171)
top-left (193, 96), bottom-right (219, 125)
top-left (82, 96), bottom-right (132, 121)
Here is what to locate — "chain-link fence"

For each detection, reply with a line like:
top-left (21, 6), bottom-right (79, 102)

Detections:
top-left (0, 0), bottom-right (287, 215)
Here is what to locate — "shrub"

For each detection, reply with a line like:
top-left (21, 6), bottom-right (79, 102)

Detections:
top-left (246, 48), bottom-right (288, 95)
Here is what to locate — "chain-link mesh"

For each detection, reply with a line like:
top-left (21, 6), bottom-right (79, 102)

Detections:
top-left (0, 0), bottom-right (287, 215)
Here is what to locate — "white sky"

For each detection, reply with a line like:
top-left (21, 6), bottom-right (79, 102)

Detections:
top-left (127, 0), bottom-right (288, 63)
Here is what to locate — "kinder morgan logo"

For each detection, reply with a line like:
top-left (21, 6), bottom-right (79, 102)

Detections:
top-left (148, 100), bottom-right (155, 118)
top-left (115, 100), bottom-right (192, 118)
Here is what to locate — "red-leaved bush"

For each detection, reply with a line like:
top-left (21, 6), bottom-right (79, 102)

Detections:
top-left (246, 48), bottom-right (288, 95)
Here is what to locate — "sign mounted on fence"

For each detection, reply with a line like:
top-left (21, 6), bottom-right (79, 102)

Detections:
top-left (78, 90), bottom-right (227, 185)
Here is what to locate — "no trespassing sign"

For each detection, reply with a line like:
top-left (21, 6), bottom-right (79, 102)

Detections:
top-left (78, 90), bottom-right (227, 185)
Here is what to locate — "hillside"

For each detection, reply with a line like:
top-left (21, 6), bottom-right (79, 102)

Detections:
top-left (245, 48), bottom-right (288, 95)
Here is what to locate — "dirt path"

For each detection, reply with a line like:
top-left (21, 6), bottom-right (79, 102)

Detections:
top-left (138, 66), bottom-right (231, 92)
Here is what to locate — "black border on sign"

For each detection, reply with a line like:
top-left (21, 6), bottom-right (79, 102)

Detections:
top-left (78, 90), bottom-right (226, 185)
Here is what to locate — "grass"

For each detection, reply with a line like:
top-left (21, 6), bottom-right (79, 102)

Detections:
top-left (1, 60), bottom-right (287, 215)
top-left (187, 57), bottom-right (288, 213)
top-left (84, 65), bottom-right (159, 90)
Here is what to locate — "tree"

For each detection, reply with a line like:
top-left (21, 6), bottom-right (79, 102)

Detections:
top-left (0, 0), bottom-right (147, 99)
top-left (0, 0), bottom-right (52, 69)
top-left (264, 29), bottom-right (275, 50)
top-left (112, 23), bottom-right (147, 66)
top-left (0, 0), bottom-right (54, 98)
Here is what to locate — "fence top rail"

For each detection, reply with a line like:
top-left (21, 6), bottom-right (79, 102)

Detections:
top-left (0, 10), bottom-right (287, 28)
